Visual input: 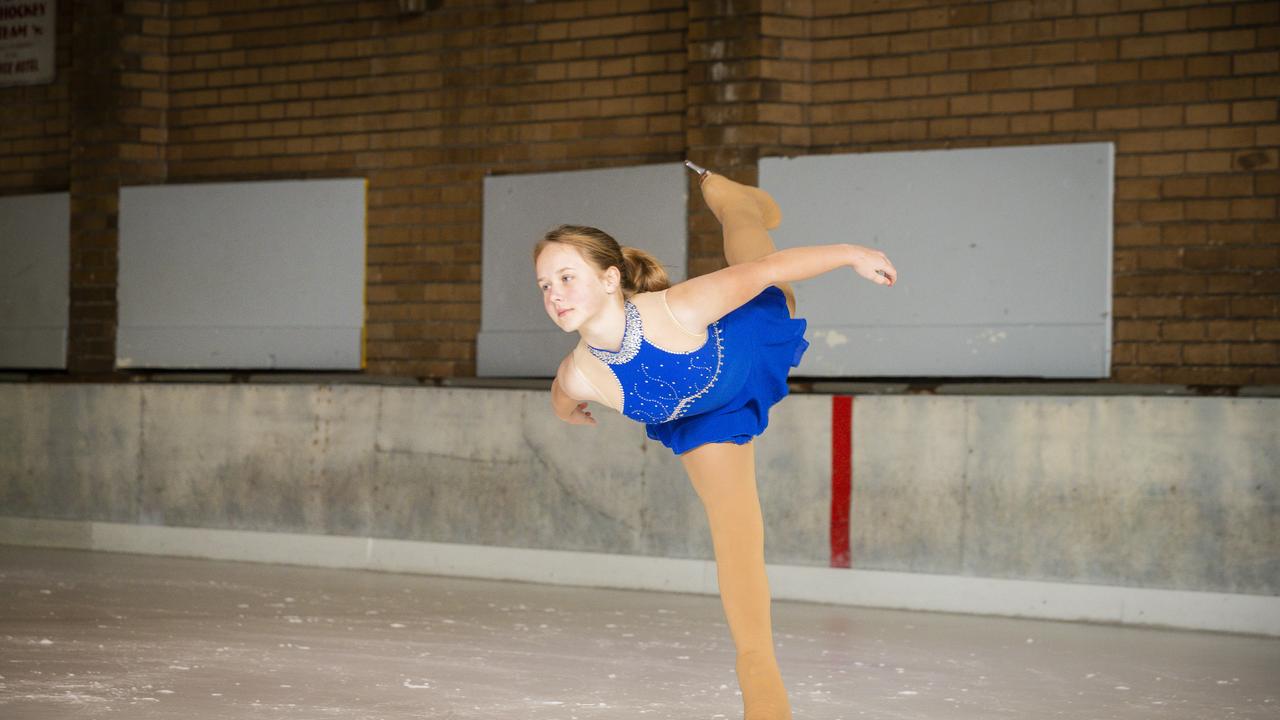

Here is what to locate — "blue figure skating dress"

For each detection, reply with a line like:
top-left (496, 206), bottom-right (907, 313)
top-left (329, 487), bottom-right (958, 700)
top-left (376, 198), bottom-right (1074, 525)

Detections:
top-left (586, 285), bottom-right (809, 455)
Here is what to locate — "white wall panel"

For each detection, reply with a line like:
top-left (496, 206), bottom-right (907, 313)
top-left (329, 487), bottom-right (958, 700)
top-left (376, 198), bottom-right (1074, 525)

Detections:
top-left (117, 179), bottom-right (366, 369)
top-left (762, 143), bottom-right (1114, 378)
top-left (0, 192), bottom-right (69, 369)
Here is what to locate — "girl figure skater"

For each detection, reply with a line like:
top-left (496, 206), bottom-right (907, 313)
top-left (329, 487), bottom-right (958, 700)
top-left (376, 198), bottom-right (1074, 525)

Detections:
top-left (533, 162), bottom-right (897, 720)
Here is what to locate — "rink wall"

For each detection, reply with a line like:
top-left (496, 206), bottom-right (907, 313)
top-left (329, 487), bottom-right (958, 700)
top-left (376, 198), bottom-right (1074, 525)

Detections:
top-left (2, 382), bottom-right (1278, 634)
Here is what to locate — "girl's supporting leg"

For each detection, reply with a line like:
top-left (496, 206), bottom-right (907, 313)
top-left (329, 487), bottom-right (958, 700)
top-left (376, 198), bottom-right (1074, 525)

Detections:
top-left (699, 174), bottom-right (797, 317)
top-left (680, 440), bottom-right (792, 720)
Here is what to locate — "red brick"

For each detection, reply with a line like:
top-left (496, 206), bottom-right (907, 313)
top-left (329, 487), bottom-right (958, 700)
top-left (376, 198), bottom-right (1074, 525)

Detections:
top-left (1230, 198), bottom-right (1276, 219)
top-left (1188, 6), bottom-right (1234, 30)
top-left (1185, 297), bottom-right (1230, 317)
top-left (986, 91), bottom-right (1029, 113)
top-left (1230, 343), bottom-right (1279, 364)
top-left (1120, 35), bottom-right (1163, 58)
top-left (1139, 201), bottom-right (1185, 223)
top-left (1187, 55), bottom-right (1230, 78)
top-left (1162, 177), bottom-right (1207, 198)
top-left (1185, 103), bottom-right (1230, 126)
top-left (1138, 343), bottom-right (1183, 365)
top-left (1116, 320), bottom-right (1160, 340)
top-left (1230, 296), bottom-right (1279, 317)
top-left (1232, 100), bottom-right (1278, 123)
top-left (1184, 200), bottom-right (1231, 221)
top-left (1097, 108), bottom-right (1140, 129)
top-left (15, 2), bottom-right (1280, 381)
top-left (1161, 320), bottom-right (1206, 341)
top-left (1137, 153), bottom-right (1184, 176)
top-left (1186, 151), bottom-right (1233, 173)
top-left (1208, 175), bottom-right (1253, 197)
top-left (1209, 29), bottom-right (1257, 53)
top-left (1142, 9), bottom-right (1187, 33)
top-left (1257, 321), bottom-right (1280, 340)
top-left (1234, 51), bottom-right (1280, 76)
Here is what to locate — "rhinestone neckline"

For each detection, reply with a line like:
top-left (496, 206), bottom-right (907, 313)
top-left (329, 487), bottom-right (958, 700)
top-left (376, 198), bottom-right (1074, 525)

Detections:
top-left (586, 300), bottom-right (641, 365)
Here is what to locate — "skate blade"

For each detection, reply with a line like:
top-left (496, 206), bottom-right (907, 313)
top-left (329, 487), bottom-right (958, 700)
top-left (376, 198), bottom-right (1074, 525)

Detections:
top-left (683, 159), bottom-right (709, 178)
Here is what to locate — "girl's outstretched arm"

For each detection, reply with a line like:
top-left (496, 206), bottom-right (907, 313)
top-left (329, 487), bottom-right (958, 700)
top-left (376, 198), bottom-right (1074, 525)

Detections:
top-left (665, 243), bottom-right (895, 332)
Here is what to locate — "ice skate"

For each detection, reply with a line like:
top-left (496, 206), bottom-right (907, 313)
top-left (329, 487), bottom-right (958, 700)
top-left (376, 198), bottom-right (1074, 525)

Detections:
top-left (685, 160), bottom-right (782, 230)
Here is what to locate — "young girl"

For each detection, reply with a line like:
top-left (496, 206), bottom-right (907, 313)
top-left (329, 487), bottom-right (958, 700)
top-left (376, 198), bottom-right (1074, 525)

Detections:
top-left (532, 163), bottom-right (896, 720)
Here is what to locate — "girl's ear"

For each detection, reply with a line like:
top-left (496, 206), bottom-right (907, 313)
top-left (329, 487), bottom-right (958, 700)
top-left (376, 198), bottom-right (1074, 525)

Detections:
top-left (605, 265), bottom-right (621, 292)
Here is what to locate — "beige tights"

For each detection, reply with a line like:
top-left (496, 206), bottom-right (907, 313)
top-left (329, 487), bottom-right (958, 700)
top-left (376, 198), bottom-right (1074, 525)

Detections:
top-left (697, 172), bottom-right (797, 316)
top-left (681, 440), bottom-right (792, 720)
top-left (699, 172), bottom-right (783, 232)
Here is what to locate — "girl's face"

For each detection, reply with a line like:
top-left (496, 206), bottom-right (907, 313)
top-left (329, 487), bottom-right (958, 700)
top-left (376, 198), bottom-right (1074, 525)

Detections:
top-left (535, 242), bottom-right (617, 332)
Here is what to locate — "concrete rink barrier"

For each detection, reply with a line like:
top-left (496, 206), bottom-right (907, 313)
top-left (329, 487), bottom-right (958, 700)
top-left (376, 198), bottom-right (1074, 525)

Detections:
top-left (1, 382), bottom-right (1277, 636)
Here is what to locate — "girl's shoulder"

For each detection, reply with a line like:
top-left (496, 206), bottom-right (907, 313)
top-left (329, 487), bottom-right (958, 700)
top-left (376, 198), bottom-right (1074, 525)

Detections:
top-left (568, 341), bottom-right (623, 411)
top-left (630, 289), bottom-right (706, 340)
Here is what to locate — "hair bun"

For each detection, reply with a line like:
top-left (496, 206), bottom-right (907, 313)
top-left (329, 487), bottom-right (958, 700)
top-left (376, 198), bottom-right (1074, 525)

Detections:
top-left (621, 245), bottom-right (671, 295)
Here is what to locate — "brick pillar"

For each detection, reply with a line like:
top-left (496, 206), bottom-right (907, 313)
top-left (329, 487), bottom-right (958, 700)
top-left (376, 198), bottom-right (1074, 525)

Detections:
top-left (685, 1), bottom-right (811, 278)
top-left (68, 0), bottom-right (123, 374)
top-left (758, 0), bottom-right (812, 159)
top-left (66, 1), bottom-right (167, 375)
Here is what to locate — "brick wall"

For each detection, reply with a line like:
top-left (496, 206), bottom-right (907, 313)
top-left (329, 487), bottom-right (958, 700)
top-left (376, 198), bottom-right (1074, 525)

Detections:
top-left (2, 0), bottom-right (1276, 385)
top-left (760, 0), bottom-right (1279, 385)
top-left (0, 1), bottom-right (70, 195)
top-left (161, 0), bottom-right (687, 377)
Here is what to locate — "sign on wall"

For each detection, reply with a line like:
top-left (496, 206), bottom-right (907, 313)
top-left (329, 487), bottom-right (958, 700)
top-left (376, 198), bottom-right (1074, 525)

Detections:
top-left (0, 0), bottom-right (56, 87)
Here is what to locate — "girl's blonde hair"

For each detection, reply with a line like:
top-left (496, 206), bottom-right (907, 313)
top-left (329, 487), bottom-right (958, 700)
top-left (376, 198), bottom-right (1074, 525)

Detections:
top-left (532, 224), bottom-right (670, 297)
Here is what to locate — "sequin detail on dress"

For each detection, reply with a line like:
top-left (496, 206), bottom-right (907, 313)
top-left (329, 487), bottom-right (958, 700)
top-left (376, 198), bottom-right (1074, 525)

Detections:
top-left (642, 285), bottom-right (810, 455)
top-left (650, 325), bottom-right (723, 422)
top-left (587, 299), bottom-right (725, 424)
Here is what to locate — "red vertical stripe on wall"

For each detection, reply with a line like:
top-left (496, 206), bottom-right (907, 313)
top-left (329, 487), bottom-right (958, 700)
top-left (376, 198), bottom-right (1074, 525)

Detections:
top-left (830, 395), bottom-right (853, 568)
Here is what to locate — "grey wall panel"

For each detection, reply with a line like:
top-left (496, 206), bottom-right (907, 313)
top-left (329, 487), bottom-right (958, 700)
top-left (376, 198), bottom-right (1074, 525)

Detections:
top-left (117, 179), bottom-right (366, 369)
top-left (479, 163), bottom-right (688, 377)
top-left (0, 192), bottom-right (69, 369)
top-left (2, 383), bottom-right (1277, 597)
top-left (761, 142), bottom-right (1114, 378)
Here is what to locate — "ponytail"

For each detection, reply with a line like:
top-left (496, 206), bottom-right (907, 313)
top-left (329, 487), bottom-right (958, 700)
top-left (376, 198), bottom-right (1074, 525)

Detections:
top-left (534, 224), bottom-right (670, 297)
top-left (621, 246), bottom-right (670, 295)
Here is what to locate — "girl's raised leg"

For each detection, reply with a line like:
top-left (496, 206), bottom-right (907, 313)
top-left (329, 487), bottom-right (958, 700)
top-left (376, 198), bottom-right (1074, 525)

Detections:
top-left (697, 172), bottom-right (797, 317)
top-left (680, 440), bottom-right (792, 720)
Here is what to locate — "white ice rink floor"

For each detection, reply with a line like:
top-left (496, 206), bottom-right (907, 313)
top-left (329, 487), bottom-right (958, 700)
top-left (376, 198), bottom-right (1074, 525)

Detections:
top-left (1, 545), bottom-right (1276, 719)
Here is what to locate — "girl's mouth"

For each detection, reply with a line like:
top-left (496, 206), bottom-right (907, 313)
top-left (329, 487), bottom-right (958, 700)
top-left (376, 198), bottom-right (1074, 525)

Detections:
top-left (557, 308), bottom-right (572, 317)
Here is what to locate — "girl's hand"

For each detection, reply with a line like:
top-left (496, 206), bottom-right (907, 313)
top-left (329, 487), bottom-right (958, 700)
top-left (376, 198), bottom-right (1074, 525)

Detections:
top-left (850, 245), bottom-right (897, 287)
top-left (559, 402), bottom-right (597, 426)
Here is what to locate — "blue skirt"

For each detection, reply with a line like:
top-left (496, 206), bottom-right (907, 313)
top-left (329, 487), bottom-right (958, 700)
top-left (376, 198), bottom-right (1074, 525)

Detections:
top-left (644, 286), bottom-right (809, 455)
